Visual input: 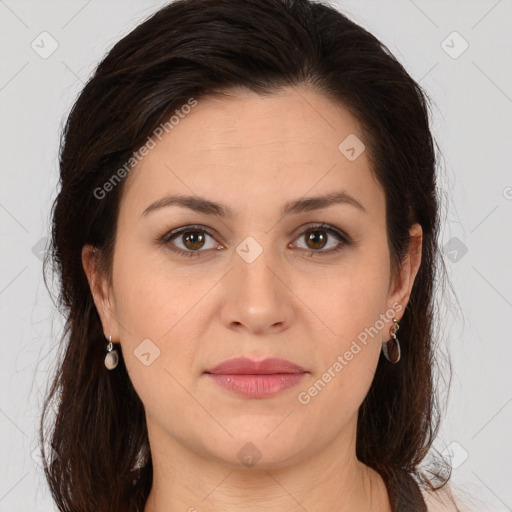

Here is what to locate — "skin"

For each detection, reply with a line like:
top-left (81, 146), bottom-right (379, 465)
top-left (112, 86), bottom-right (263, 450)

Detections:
top-left (83, 85), bottom-right (422, 512)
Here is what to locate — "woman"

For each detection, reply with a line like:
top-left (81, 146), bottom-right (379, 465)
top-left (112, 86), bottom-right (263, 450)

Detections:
top-left (41, 0), bottom-right (464, 510)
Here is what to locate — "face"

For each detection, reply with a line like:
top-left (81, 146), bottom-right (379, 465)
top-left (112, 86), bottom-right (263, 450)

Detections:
top-left (84, 85), bottom-right (421, 470)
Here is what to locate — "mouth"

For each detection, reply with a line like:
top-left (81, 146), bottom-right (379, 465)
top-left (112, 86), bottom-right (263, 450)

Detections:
top-left (204, 357), bottom-right (308, 398)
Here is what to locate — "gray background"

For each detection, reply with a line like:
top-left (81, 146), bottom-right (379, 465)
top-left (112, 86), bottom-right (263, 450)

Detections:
top-left (0, 0), bottom-right (511, 510)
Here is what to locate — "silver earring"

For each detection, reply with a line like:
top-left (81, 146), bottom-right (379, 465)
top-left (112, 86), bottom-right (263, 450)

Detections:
top-left (104, 335), bottom-right (119, 370)
top-left (382, 318), bottom-right (401, 364)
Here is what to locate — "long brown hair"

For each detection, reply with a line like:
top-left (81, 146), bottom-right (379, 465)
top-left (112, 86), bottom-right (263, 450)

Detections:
top-left (41, 0), bottom-right (459, 510)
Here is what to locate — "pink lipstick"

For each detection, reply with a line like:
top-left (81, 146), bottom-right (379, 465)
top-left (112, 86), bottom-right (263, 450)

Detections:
top-left (204, 357), bottom-right (307, 398)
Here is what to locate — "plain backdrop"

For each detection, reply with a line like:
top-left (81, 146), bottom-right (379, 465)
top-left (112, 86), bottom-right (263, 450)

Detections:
top-left (0, 1), bottom-right (511, 511)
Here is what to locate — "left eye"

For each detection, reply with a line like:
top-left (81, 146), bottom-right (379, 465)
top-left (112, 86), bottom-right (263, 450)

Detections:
top-left (290, 225), bottom-right (348, 254)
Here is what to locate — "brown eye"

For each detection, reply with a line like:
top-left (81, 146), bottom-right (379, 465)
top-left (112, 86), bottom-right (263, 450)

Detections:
top-left (291, 223), bottom-right (350, 255)
top-left (181, 230), bottom-right (207, 250)
top-left (160, 223), bottom-right (350, 259)
top-left (161, 225), bottom-right (221, 257)
top-left (304, 230), bottom-right (328, 250)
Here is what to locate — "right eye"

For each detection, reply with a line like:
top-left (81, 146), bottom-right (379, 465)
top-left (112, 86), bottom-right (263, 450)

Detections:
top-left (160, 225), bottom-right (223, 258)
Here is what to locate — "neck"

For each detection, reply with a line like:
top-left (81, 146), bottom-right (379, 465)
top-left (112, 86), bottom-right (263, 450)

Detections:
top-left (143, 422), bottom-right (391, 512)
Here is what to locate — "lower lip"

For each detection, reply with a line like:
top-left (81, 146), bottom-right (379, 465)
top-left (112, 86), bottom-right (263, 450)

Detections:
top-left (206, 373), bottom-right (307, 398)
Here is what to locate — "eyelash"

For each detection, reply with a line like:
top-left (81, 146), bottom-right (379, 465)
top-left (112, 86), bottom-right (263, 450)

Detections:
top-left (158, 223), bottom-right (351, 259)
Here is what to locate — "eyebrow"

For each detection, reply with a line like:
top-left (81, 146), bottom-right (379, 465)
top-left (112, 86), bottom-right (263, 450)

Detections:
top-left (141, 189), bottom-right (366, 218)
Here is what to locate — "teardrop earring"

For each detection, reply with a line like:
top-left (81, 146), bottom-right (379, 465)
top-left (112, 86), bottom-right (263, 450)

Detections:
top-left (104, 335), bottom-right (119, 370)
top-left (382, 317), bottom-right (401, 364)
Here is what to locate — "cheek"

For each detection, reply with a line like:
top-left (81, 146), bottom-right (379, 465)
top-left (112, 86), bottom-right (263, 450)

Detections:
top-left (296, 255), bottom-right (391, 398)
top-left (111, 239), bottom-right (200, 339)
top-left (110, 239), bottom-right (210, 390)
top-left (294, 276), bottom-right (388, 433)
top-left (298, 255), bottom-right (391, 344)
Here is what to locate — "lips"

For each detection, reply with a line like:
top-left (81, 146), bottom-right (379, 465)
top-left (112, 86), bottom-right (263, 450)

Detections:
top-left (204, 357), bottom-right (307, 398)
top-left (205, 357), bottom-right (306, 375)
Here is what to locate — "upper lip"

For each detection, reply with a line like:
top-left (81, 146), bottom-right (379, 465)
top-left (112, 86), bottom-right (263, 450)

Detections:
top-left (205, 357), bottom-right (307, 375)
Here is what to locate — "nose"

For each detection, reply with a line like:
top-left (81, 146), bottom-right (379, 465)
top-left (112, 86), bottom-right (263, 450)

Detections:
top-left (219, 238), bottom-right (295, 336)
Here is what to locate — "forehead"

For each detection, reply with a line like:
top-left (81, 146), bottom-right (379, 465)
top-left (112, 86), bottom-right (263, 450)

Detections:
top-left (119, 86), bottom-right (385, 222)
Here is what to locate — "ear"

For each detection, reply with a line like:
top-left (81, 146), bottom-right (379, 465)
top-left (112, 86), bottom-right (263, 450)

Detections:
top-left (81, 244), bottom-right (121, 341)
top-left (387, 223), bottom-right (423, 316)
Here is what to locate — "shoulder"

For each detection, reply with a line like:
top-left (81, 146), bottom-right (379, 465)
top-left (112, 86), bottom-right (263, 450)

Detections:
top-left (421, 485), bottom-right (460, 512)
